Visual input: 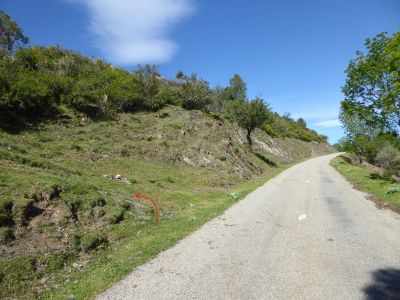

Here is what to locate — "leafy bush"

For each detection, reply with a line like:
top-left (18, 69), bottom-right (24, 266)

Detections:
top-left (261, 113), bottom-right (327, 142)
top-left (230, 97), bottom-right (272, 146)
top-left (176, 73), bottom-right (212, 110)
top-left (0, 57), bottom-right (60, 121)
top-left (375, 143), bottom-right (400, 177)
top-left (1, 46), bottom-right (144, 121)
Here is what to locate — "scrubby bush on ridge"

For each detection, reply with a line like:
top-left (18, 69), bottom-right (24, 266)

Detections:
top-left (0, 10), bottom-right (328, 144)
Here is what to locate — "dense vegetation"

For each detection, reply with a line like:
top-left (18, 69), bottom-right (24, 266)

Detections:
top-left (337, 31), bottom-right (400, 179)
top-left (0, 10), bottom-right (327, 144)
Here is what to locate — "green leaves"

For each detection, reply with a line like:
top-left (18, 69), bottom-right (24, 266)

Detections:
top-left (232, 97), bottom-right (272, 131)
top-left (230, 97), bottom-right (272, 146)
top-left (176, 72), bottom-right (212, 110)
top-left (341, 32), bottom-right (400, 135)
top-left (0, 10), bottom-right (28, 55)
top-left (340, 31), bottom-right (400, 164)
top-left (224, 74), bottom-right (247, 101)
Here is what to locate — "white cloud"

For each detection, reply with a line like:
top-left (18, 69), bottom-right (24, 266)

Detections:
top-left (312, 119), bottom-right (341, 127)
top-left (69, 0), bottom-right (195, 64)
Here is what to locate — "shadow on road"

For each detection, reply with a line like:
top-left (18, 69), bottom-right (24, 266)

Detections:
top-left (363, 268), bottom-right (400, 300)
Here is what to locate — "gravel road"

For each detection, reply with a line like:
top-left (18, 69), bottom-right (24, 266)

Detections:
top-left (97, 153), bottom-right (400, 300)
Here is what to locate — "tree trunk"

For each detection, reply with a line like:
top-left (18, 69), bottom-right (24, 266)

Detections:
top-left (246, 128), bottom-right (252, 148)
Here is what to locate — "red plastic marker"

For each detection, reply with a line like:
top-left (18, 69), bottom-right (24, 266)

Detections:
top-left (134, 194), bottom-right (159, 228)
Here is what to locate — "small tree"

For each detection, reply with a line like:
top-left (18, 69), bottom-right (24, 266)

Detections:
top-left (231, 97), bottom-right (272, 147)
top-left (341, 32), bottom-right (400, 136)
top-left (224, 74), bottom-right (247, 101)
top-left (339, 108), bottom-right (384, 162)
top-left (297, 117), bottom-right (307, 127)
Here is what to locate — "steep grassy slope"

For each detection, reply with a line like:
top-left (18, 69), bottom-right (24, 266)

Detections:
top-left (0, 106), bottom-right (334, 299)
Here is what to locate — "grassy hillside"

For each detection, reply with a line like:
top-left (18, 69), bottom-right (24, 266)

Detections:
top-left (0, 106), bottom-right (334, 299)
top-left (0, 14), bottom-right (334, 298)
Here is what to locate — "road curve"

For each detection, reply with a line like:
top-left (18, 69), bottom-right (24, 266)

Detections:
top-left (97, 154), bottom-right (400, 300)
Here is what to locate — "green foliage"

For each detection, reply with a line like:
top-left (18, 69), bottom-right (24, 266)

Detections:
top-left (333, 137), bottom-right (351, 152)
top-left (223, 74), bottom-right (247, 101)
top-left (296, 117), bottom-right (307, 128)
top-left (133, 64), bottom-right (160, 106)
top-left (261, 113), bottom-right (327, 142)
top-left (0, 46), bottom-right (145, 121)
top-left (341, 31), bottom-right (400, 135)
top-left (176, 73), bottom-right (212, 110)
top-left (0, 54), bottom-right (60, 121)
top-left (229, 192), bottom-right (240, 201)
top-left (339, 112), bottom-right (382, 160)
top-left (147, 85), bottom-right (179, 112)
top-left (0, 10), bottom-right (29, 55)
top-left (230, 97), bottom-right (272, 146)
top-left (375, 143), bottom-right (400, 177)
top-left (340, 31), bottom-right (400, 171)
top-left (0, 12), bottom-right (330, 149)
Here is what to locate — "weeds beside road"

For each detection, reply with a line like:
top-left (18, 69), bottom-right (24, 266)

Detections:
top-left (331, 155), bottom-right (400, 213)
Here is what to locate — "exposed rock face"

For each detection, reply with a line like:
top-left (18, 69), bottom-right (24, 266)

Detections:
top-left (127, 107), bottom-right (334, 178)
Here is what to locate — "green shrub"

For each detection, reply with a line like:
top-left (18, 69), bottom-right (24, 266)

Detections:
top-left (375, 143), bottom-right (400, 177)
top-left (0, 64), bottom-right (59, 120)
top-left (260, 114), bottom-right (327, 142)
top-left (177, 73), bottom-right (212, 110)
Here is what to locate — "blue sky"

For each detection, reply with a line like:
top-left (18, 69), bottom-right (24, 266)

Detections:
top-left (1, 0), bottom-right (399, 143)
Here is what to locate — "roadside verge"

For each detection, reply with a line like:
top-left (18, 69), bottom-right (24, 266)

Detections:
top-left (41, 163), bottom-right (293, 299)
top-left (331, 154), bottom-right (400, 214)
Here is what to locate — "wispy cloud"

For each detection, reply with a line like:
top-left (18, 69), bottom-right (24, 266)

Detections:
top-left (68, 0), bottom-right (195, 64)
top-left (312, 119), bottom-right (341, 128)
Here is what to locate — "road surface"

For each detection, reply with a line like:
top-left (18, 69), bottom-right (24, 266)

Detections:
top-left (97, 153), bottom-right (400, 300)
